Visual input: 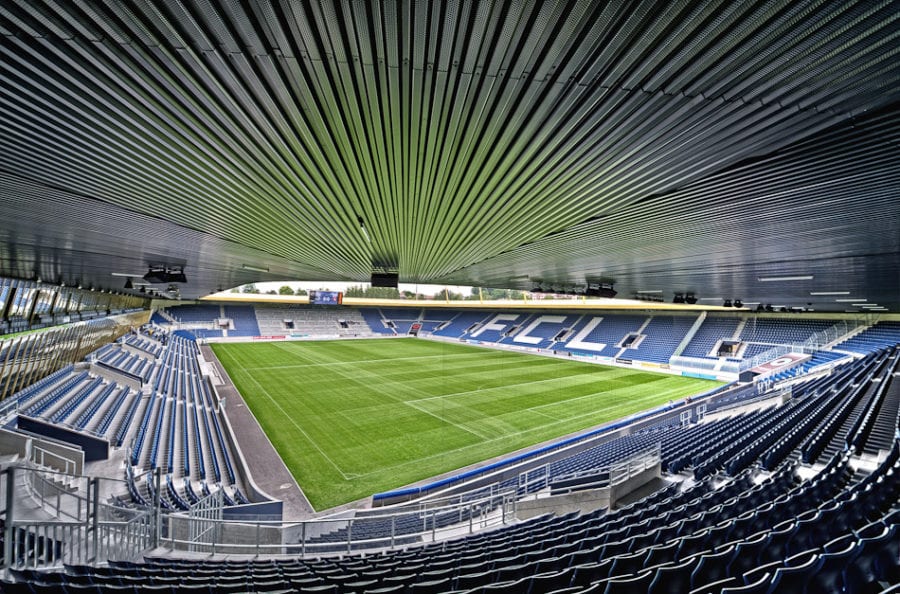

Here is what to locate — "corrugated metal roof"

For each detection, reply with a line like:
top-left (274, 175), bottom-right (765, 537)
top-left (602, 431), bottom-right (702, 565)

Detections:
top-left (0, 0), bottom-right (898, 310)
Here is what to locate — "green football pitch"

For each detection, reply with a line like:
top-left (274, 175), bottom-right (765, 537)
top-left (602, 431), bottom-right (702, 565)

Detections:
top-left (211, 339), bottom-right (720, 510)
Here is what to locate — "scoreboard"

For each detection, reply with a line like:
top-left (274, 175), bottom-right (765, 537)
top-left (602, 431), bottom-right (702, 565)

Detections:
top-left (308, 290), bottom-right (343, 305)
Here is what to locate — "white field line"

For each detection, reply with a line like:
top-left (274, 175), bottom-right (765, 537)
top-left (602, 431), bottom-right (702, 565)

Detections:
top-left (405, 368), bottom-right (621, 403)
top-left (248, 342), bottom-right (704, 482)
top-left (348, 400), bottom-right (626, 479)
top-left (248, 343), bottom-right (629, 408)
top-left (242, 371), bottom-right (352, 480)
top-left (349, 388), bottom-right (682, 480)
top-left (525, 379), bottom-right (683, 414)
top-left (240, 351), bottom-right (490, 371)
top-left (529, 408), bottom-right (561, 421)
top-left (269, 342), bottom-right (492, 441)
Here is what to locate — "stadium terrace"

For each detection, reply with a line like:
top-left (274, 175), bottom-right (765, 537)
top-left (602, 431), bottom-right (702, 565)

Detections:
top-left (0, 1), bottom-right (899, 593)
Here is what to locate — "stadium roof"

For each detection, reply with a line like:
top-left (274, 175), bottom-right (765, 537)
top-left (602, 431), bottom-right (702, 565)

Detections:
top-left (0, 1), bottom-right (898, 311)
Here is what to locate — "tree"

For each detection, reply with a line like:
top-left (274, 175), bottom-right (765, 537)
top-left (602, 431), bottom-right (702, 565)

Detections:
top-left (366, 286), bottom-right (401, 299)
top-left (241, 283), bottom-right (260, 294)
top-left (294, 288), bottom-right (308, 296)
top-left (278, 285), bottom-right (294, 295)
top-left (265, 289), bottom-right (277, 295)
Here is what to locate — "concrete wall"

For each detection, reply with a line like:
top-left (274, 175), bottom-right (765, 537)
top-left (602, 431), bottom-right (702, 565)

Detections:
top-left (609, 462), bottom-right (661, 508)
top-left (514, 461), bottom-right (661, 520)
top-left (90, 363), bottom-right (143, 390)
top-left (168, 515), bottom-right (284, 555)
top-left (516, 488), bottom-right (611, 521)
top-left (0, 427), bottom-right (29, 458)
top-left (0, 425), bottom-right (86, 474)
top-left (17, 417), bottom-right (99, 467)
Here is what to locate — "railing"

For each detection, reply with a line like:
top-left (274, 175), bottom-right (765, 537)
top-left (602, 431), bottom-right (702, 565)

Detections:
top-left (3, 460), bottom-right (522, 566)
top-left (187, 488), bottom-right (222, 552)
top-left (668, 355), bottom-right (734, 374)
top-left (0, 396), bottom-right (18, 420)
top-left (739, 344), bottom-right (795, 372)
top-left (3, 465), bottom-right (154, 569)
top-left (738, 319), bottom-right (866, 372)
top-left (672, 319), bottom-right (867, 375)
top-left (163, 488), bottom-right (517, 557)
top-left (520, 445), bottom-right (662, 496)
top-left (803, 318), bottom-right (866, 350)
top-left (29, 445), bottom-right (77, 480)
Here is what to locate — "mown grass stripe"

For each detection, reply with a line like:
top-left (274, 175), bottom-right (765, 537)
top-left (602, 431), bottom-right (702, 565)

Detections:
top-left (211, 339), bottom-right (719, 510)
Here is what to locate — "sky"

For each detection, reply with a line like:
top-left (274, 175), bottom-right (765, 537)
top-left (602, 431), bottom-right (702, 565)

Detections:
top-left (226, 281), bottom-right (476, 297)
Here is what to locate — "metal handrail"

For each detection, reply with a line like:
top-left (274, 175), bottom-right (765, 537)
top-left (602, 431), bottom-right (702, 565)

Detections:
top-left (521, 445), bottom-right (662, 497)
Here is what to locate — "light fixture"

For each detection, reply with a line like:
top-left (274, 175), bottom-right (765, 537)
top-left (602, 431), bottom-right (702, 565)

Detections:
top-left (143, 266), bottom-right (168, 283)
top-left (733, 300), bottom-right (744, 308)
top-left (860, 304), bottom-right (882, 309)
top-left (143, 265), bottom-right (187, 283)
top-left (835, 298), bottom-right (865, 302)
top-left (809, 291), bottom-right (850, 296)
top-left (637, 289), bottom-right (663, 294)
top-left (357, 215), bottom-right (371, 243)
top-left (123, 278), bottom-right (134, 289)
top-left (851, 303), bottom-right (872, 307)
top-left (698, 297), bottom-right (723, 301)
top-left (166, 266), bottom-right (187, 283)
top-left (723, 299), bottom-right (733, 307)
top-left (241, 264), bottom-right (270, 273)
top-left (634, 292), bottom-right (663, 302)
top-left (758, 275), bottom-right (814, 282)
top-left (585, 283), bottom-right (616, 298)
top-left (684, 293), bottom-right (697, 305)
